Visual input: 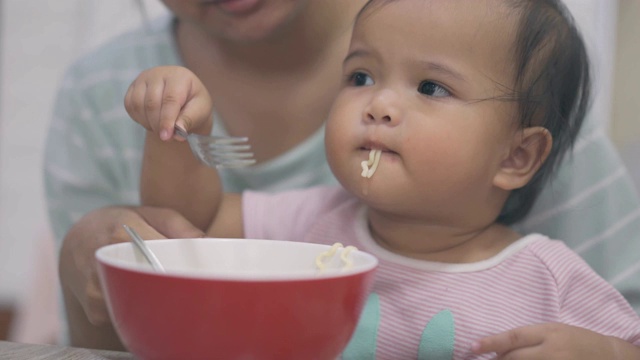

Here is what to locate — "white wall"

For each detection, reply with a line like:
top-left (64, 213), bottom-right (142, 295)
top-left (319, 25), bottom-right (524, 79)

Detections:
top-left (0, 0), bottom-right (168, 308)
top-left (611, 0), bottom-right (640, 191)
top-left (564, 0), bottom-right (619, 130)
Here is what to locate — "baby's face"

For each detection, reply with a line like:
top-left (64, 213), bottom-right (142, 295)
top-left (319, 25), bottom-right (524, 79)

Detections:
top-left (325, 0), bottom-right (522, 220)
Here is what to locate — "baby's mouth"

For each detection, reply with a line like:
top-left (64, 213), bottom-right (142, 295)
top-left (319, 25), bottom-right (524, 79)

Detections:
top-left (359, 140), bottom-right (398, 178)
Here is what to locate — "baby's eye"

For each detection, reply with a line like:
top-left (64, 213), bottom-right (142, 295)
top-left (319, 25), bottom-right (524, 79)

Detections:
top-left (418, 81), bottom-right (450, 97)
top-left (348, 72), bottom-right (374, 87)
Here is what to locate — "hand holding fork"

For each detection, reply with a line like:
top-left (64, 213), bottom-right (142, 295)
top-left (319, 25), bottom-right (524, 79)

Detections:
top-left (125, 66), bottom-right (255, 168)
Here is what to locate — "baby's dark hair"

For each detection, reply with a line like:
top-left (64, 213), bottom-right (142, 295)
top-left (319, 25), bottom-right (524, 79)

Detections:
top-left (356, 0), bottom-right (591, 225)
top-left (497, 0), bottom-right (590, 224)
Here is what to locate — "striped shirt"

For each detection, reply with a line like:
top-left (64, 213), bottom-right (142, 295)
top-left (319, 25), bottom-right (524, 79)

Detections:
top-left (45, 14), bottom-right (640, 313)
top-left (244, 186), bottom-right (640, 359)
top-left (44, 15), bottom-right (335, 241)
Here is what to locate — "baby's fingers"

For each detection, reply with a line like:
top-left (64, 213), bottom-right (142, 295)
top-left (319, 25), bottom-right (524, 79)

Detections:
top-left (124, 79), bottom-right (152, 130)
top-left (142, 77), bottom-right (171, 138)
top-left (157, 75), bottom-right (192, 140)
top-left (473, 327), bottom-right (538, 354)
top-left (126, 66), bottom-right (212, 139)
top-left (125, 68), bottom-right (191, 140)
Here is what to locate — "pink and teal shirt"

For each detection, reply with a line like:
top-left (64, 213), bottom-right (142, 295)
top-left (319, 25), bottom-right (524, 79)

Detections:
top-left (243, 186), bottom-right (640, 359)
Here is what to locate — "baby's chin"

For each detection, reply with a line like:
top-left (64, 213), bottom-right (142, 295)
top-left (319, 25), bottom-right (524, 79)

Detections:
top-left (338, 172), bottom-right (388, 204)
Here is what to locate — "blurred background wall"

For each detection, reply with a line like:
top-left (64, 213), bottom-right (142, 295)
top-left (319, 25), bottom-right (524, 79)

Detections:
top-left (0, 0), bottom-right (637, 344)
top-left (611, 0), bottom-right (640, 190)
top-left (0, 0), bottom-right (169, 342)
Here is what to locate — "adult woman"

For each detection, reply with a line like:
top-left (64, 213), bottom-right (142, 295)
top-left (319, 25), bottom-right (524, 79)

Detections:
top-left (46, 0), bottom-right (640, 351)
top-left (49, 0), bottom-right (366, 349)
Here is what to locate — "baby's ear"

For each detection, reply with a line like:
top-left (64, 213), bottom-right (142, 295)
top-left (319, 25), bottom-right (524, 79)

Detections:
top-left (493, 127), bottom-right (552, 190)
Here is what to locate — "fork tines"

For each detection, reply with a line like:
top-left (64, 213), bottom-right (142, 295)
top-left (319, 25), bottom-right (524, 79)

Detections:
top-left (198, 140), bottom-right (256, 168)
top-left (175, 126), bottom-right (256, 168)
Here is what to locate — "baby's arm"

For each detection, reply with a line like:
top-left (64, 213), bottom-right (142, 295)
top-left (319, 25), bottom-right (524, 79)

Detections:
top-left (125, 66), bottom-right (242, 235)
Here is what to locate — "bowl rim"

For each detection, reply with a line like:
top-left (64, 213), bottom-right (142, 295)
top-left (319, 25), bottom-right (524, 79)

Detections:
top-left (96, 238), bottom-right (378, 282)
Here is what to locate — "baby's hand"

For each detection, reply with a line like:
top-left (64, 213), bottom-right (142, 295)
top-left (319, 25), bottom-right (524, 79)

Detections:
top-left (124, 66), bottom-right (213, 140)
top-left (472, 323), bottom-right (626, 359)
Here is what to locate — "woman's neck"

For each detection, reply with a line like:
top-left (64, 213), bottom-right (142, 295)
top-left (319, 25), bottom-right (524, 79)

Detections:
top-left (176, 1), bottom-right (365, 75)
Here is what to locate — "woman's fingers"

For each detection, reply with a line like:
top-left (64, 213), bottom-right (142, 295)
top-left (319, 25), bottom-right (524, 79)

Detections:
top-left (136, 206), bottom-right (206, 239)
top-left (83, 273), bottom-right (110, 325)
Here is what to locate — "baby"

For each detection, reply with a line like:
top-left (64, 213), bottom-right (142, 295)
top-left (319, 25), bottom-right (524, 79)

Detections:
top-left (125, 0), bottom-right (640, 358)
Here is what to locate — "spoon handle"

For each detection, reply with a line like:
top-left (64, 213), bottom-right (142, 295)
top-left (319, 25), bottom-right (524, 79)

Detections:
top-left (123, 225), bottom-right (165, 272)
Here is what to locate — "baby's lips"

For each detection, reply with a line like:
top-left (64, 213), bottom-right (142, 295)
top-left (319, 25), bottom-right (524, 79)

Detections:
top-left (360, 139), bottom-right (390, 152)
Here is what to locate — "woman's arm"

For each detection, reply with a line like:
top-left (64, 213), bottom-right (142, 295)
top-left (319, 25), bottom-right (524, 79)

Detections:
top-left (59, 206), bottom-right (205, 349)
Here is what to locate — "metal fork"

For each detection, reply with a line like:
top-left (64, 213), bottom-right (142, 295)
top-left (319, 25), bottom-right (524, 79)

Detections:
top-left (174, 126), bottom-right (256, 168)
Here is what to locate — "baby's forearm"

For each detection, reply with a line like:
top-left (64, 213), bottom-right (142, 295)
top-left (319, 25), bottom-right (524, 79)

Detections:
top-left (140, 132), bottom-right (222, 231)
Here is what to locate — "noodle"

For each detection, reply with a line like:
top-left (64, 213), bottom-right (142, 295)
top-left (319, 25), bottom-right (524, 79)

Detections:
top-left (315, 243), bottom-right (343, 270)
top-left (360, 149), bottom-right (382, 178)
top-left (361, 150), bottom-right (376, 177)
top-left (340, 246), bottom-right (358, 269)
top-left (366, 150), bottom-right (381, 178)
top-left (315, 243), bottom-right (358, 271)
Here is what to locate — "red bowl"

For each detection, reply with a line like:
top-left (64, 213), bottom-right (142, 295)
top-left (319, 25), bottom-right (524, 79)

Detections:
top-left (96, 238), bottom-right (377, 360)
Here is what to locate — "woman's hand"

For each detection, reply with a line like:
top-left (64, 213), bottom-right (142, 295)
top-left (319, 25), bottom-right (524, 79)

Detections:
top-left (472, 322), bottom-right (640, 359)
top-left (59, 205), bottom-right (204, 349)
top-left (124, 65), bottom-right (213, 140)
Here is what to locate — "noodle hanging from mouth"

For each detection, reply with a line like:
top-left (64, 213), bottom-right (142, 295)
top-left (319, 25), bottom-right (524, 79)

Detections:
top-left (360, 149), bottom-right (382, 178)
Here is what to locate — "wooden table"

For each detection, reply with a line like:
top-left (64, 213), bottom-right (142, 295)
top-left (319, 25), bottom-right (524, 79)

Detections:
top-left (0, 340), bottom-right (134, 359)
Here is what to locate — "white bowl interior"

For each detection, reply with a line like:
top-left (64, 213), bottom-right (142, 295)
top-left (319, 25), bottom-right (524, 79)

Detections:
top-left (96, 238), bottom-right (378, 280)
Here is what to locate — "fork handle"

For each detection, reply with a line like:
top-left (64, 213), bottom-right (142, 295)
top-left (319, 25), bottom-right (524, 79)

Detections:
top-left (174, 125), bottom-right (188, 138)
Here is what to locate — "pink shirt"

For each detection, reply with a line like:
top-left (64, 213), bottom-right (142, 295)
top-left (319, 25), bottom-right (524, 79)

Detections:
top-left (243, 186), bottom-right (640, 359)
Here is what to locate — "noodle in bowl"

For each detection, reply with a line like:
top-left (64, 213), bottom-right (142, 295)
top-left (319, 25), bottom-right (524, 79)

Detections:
top-left (96, 238), bottom-right (378, 360)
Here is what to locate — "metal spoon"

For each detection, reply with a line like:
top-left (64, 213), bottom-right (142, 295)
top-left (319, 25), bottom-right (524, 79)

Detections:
top-left (123, 224), bottom-right (165, 272)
